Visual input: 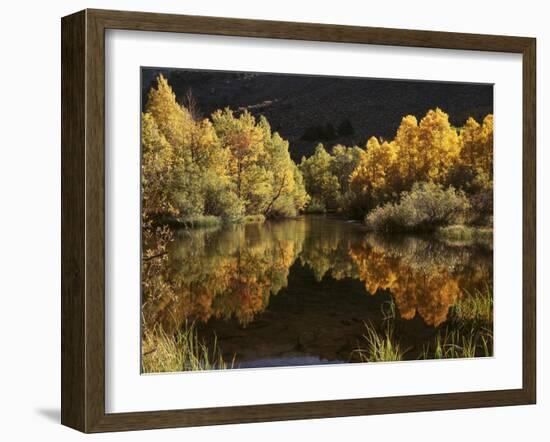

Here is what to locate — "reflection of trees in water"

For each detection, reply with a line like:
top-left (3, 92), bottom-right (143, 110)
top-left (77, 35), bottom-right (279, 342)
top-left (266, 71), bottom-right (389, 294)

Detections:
top-left (351, 235), bottom-right (492, 326)
top-left (298, 219), bottom-right (360, 282)
top-left (142, 220), bottom-right (307, 333)
top-left (142, 217), bottom-right (492, 334)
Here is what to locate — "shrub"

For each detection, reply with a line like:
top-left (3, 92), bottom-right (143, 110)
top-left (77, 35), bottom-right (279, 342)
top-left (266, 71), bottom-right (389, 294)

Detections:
top-left (239, 214), bottom-right (266, 224)
top-left (304, 196), bottom-right (327, 213)
top-left (365, 182), bottom-right (470, 233)
top-left (203, 175), bottom-right (245, 222)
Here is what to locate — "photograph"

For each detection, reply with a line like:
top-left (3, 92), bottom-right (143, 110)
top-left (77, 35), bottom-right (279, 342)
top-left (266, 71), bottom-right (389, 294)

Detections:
top-left (140, 68), bottom-right (494, 373)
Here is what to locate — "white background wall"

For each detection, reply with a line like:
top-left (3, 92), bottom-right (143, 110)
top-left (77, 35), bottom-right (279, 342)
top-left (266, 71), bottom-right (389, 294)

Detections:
top-left (0, 0), bottom-right (547, 440)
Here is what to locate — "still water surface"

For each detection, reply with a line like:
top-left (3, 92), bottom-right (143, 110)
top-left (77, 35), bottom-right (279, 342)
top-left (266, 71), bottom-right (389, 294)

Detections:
top-left (145, 216), bottom-right (493, 368)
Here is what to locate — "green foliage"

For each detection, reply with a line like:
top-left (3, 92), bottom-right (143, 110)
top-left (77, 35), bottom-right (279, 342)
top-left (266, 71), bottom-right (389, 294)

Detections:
top-left (258, 120), bottom-right (309, 217)
top-left (202, 171), bottom-right (244, 222)
top-left (331, 144), bottom-right (365, 194)
top-left (239, 214), bottom-right (266, 224)
top-left (365, 182), bottom-right (471, 233)
top-left (141, 76), bottom-right (309, 227)
top-left (299, 143), bottom-right (367, 215)
top-left (303, 196), bottom-right (327, 214)
top-left (299, 144), bottom-right (342, 211)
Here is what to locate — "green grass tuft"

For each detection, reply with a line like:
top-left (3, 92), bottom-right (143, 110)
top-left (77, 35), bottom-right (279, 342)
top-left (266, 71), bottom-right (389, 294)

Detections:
top-left (452, 285), bottom-right (493, 325)
top-left (436, 225), bottom-right (493, 242)
top-left (354, 321), bottom-right (406, 363)
top-left (142, 322), bottom-right (234, 373)
top-left (421, 284), bottom-right (493, 360)
top-left (427, 327), bottom-right (492, 359)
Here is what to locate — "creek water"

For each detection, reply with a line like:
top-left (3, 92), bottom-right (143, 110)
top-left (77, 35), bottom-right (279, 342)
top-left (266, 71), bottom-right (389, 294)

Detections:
top-left (144, 215), bottom-right (493, 368)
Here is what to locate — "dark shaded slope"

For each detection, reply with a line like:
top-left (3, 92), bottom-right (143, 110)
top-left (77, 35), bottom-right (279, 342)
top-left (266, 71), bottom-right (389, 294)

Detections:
top-left (142, 68), bottom-right (493, 162)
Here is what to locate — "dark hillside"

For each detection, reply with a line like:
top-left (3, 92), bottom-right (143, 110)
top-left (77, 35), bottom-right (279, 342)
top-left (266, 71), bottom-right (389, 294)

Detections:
top-left (142, 68), bottom-right (493, 162)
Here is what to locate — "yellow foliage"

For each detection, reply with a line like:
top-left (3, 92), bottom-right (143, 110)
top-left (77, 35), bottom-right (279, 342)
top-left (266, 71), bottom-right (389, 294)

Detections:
top-left (393, 115), bottom-right (419, 187)
top-left (145, 74), bottom-right (194, 150)
top-left (349, 137), bottom-right (397, 200)
top-left (141, 73), bottom-right (494, 226)
top-left (141, 112), bottom-right (177, 217)
top-left (417, 108), bottom-right (460, 181)
top-left (142, 75), bottom-right (309, 224)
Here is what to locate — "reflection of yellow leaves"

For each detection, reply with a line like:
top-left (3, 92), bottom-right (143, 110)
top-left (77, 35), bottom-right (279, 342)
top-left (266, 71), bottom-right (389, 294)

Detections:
top-left (142, 220), bottom-right (308, 333)
top-left (350, 248), bottom-right (398, 295)
top-left (142, 219), bottom-right (490, 335)
top-left (349, 237), bottom-right (484, 327)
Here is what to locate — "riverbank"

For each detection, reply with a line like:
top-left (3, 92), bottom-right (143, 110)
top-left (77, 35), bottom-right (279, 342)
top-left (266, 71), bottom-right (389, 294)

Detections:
top-left (435, 225), bottom-right (493, 242)
top-left (160, 214), bottom-right (266, 229)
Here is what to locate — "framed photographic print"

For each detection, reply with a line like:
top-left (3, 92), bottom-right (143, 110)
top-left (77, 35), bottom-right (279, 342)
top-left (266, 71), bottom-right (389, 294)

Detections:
top-left (61, 9), bottom-right (536, 433)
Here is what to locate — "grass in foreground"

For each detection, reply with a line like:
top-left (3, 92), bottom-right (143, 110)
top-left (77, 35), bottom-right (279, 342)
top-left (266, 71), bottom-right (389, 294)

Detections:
top-left (353, 300), bottom-right (406, 362)
top-left (354, 322), bottom-right (406, 362)
top-left (353, 287), bottom-right (493, 362)
top-left (422, 327), bottom-right (492, 359)
top-left (422, 285), bottom-right (493, 359)
top-left (142, 322), bottom-right (234, 373)
top-left (451, 285), bottom-right (493, 325)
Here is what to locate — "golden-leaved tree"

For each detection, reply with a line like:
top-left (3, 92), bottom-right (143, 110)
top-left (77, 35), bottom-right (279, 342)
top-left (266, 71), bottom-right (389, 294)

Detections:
top-left (393, 115), bottom-right (420, 190)
top-left (298, 107), bottom-right (493, 223)
top-left (459, 114), bottom-right (493, 179)
top-left (141, 112), bottom-right (177, 218)
top-left (349, 137), bottom-right (398, 208)
top-left (142, 74), bottom-right (309, 224)
top-left (211, 108), bottom-right (265, 203)
top-left (416, 108), bottom-right (460, 182)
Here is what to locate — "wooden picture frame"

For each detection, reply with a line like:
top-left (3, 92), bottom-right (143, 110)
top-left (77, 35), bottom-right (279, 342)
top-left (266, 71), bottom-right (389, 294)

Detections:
top-left (61, 8), bottom-right (536, 433)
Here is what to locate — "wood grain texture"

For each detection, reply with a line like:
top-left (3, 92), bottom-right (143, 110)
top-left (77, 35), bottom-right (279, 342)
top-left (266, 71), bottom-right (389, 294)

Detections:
top-left (61, 10), bottom-right (86, 432)
top-left (522, 38), bottom-right (537, 403)
top-left (60, 8), bottom-right (537, 433)
top-left (85, 9), bottom-right (107, 432)
top-left (89, 8), bottom-right (532, 53)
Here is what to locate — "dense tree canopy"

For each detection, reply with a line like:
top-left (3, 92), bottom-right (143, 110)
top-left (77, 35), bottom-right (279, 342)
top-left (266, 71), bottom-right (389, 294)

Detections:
top-left (142, 75), bottom-right (493, 230)
top-left (300, 107), bottom-right (493, 223)
top-left (142, 75), bottom-right (309, 226)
